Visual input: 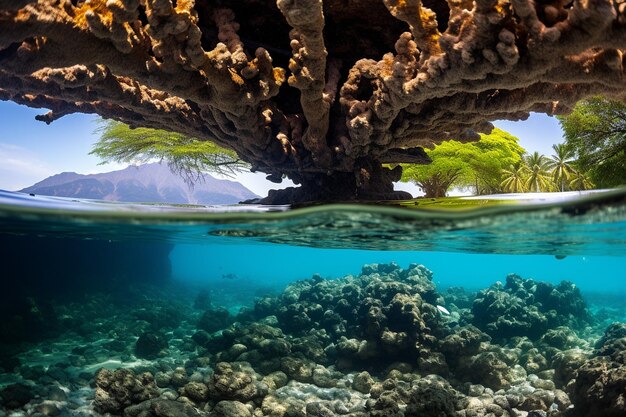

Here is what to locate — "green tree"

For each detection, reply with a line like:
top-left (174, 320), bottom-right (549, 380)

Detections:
top-left (468, 129), bottom-right (527, 194)
top-left (501, 161), bottom-right (529, 193)
top-left (524, 151), bottom-right (554, 192)
top-left (546, 143), bottom-right (576, 191)
top-left (569, 170), bottom-right (595, 191)
top-left (401, 128), bottom-right (525, 197)
top-left (91, 120), bottom-right (248, 183)
top-left (558, 97), bottom-right (626, 188)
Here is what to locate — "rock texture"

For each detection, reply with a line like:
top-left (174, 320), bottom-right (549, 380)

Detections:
top-left (472, 274), bottom-right (591, 340)
top-left (94, 369), bottom-right (159, 414)
top-left (0, 261), bottom-right (621, 417)
top-left (1, 0), bottom-right (626, 202)
top-left (567, 323), bottom-right (626, 417)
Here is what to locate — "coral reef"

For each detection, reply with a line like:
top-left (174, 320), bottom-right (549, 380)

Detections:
top-left (567, 323), bottom-right (626, 417)
top-left (1, 1), bottom-right (626, 201)
top-left (94, 368), bottom-right (159, 414)
top-left (0, 263), bottom-right (621, 417)
top-left (472, 274), bottom-right (591, 340)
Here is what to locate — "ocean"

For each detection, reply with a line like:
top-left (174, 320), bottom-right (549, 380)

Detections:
top-left (0, 189), bottom-right (624, 417)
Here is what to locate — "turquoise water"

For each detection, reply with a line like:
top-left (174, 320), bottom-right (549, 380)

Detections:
top-left (0, 189), bottom-right (625, 417)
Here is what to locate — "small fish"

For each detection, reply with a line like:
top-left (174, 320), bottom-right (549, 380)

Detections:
top-left (436, 305), bottom-right (450, 315)
top-left (221, 273), bottom-right (238, 280)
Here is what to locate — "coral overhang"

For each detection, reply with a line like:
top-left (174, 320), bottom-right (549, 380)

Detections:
top-left (0, 0), bottom-right (625, 201)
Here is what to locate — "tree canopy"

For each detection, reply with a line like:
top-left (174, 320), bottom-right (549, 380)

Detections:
top-left (558, 97), bottom-right (626, 188)
top-left (91, 120), bottom-right (247, 183)
top-left (401, 128), bottom-right (525, 197)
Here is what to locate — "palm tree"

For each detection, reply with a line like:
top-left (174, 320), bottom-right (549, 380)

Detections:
top-left (547, 143), bottom-right (576, 191)
top-left (569, 170), bottom-right (595, 191)
top-left (501, 161), bottom-right (529, 193)
top-left (524, 151), bottom-right (554, 192)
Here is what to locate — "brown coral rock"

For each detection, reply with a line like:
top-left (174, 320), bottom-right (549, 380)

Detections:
top-left (1, 0), bottom-right (625, 202)
top-left (93, 368), bottom-right (158, 414)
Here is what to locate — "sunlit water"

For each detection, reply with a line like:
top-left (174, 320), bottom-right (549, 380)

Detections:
top-left (0, 189), bottom-right (625, 417)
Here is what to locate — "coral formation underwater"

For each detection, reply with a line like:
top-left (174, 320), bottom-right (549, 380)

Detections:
top-left (0, 263), bottom-right (625, 417)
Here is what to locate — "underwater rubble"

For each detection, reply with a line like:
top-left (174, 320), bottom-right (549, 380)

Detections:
top-left (0, 263), bottom-right (625, 417)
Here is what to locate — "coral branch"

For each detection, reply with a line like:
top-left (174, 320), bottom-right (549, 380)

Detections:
top-left (277, 0), bottom-right (332, 168)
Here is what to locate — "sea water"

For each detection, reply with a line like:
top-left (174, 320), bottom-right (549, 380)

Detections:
top-left (0, 189), bottom-right (625, 417)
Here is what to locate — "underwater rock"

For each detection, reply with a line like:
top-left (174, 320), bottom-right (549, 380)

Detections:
top-left (170, 368), bottom-right (189, 388)
top-left (206, 362), bottom-right (267, 402)
top-left (124, 398), bottom-right (203, 417)
top-left (94, 368), bottom-right (159, 414)
top-left (198, 307), bottom-right (235, 333)
top-left (183, 382), bottom-right (209, 403)
top-left (352, 371), bottom-right (374, 394)
top-left (539, 327), bottom-right (584, 357)
top-left (0, 383), bottom-right (35, 409)
top-left (280, 357), bottom-right (316, 383)
top-left (260, 394), bottom-right (306, 417)
top-left (135, 332), bottom-right (169, 359)
top-left (250, 262), bottom-right (444, 371)
top-left (439, 325), bottom-right (491, 367)
top-left (594, 322), bottom-right (626, 350)
top-left (5, 261), bottom-right (618, 417)
top-left (472, 275), bottom-right (590, 340)
top-left (405, 375), bottom-right (461, 417)
top-left (567, 323), bottom-right (626, 417)
top-left (210, 400), bottom-right (252, 417)
top-left (455, 350), bottom-right (519, 390)
top-left (369, 390), bottom-right (404, 417)
top-left (266, 379), bottom-right (368, 417)
top-left (551, 349), bottom-right (588, 388)
top-left (261, 371), bottom-right (289, 391)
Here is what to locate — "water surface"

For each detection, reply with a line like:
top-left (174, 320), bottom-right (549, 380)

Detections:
top-left (0, 189), bottom-right (625, 417)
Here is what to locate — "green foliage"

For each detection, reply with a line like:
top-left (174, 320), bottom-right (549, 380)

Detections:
top-left (546, 143), bottom-right (576, 192)
top-left (558, 97), bottom-right (626, 187)
top-left (569, 170), bottom-right (594, 191)
top-left (501, 161), bottom-right (529, 193)
top-left (524, 151), bottom-right (555, 192)
top-left (401, 128), bottom-right (525, 197)
top-left (91, 120), bottom-right (248, 182)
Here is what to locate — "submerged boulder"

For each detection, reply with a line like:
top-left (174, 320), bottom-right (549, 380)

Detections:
top-left (198, 307), bottom-right (235, 333)
top-left (568, 323), bottom-right (626, 417)
top-left (405, 375), bottom-right (461, 417)
top-left (472, 274), bottom-right (591, 340)
top-left (94, 368), bottom-right (159, 414)
top-left (206, 362), bottom-right (267, 402)
top-left (124, 399), bottom-right (203, 417)
top-left (135, 331), bottom-right (168, 359)
top-left (209, 400), bottom-right (252, 417)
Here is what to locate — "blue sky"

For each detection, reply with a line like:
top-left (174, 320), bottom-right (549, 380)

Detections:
top-left (0, 100), bottom-right (564, 194)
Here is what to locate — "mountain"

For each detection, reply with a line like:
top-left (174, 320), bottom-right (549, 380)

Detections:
top-left (20, 163), bottom-right (259, 204)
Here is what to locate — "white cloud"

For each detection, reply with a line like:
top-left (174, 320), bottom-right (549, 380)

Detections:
top-left (0, 144), bottom-right (55, 190)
